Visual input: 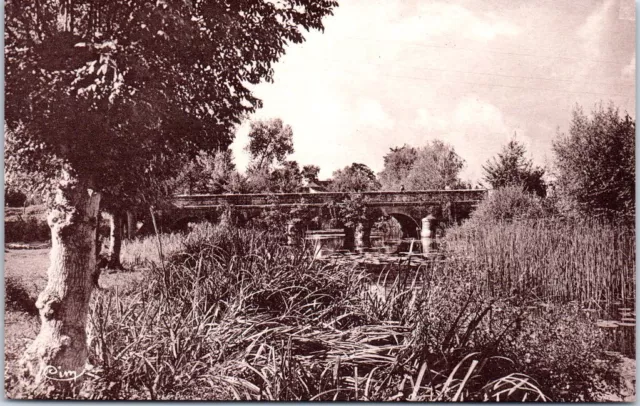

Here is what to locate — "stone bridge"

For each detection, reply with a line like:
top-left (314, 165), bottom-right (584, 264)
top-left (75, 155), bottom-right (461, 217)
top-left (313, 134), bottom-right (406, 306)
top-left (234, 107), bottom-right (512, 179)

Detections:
top-left (170, 189), bottom-right (488, 240)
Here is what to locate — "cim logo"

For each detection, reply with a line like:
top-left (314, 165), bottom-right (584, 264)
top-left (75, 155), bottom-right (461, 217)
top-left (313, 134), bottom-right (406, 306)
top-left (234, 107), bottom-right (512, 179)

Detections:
top-left (44, 365), bottom-right (86, 381)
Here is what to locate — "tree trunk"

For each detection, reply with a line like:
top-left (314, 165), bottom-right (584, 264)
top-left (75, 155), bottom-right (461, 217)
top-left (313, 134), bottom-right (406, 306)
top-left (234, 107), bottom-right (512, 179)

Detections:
top-left (107, 211), bottom-right (124, 270)
top-left (21, 171), bottom-right (101, 385)
top-left (95, 213), bottom-right (103, 260)
top-left (126, 211), bottom-right (136, 240)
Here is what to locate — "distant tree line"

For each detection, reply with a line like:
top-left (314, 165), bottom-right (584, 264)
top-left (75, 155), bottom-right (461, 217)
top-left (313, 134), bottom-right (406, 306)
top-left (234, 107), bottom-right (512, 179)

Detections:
top-left (89, 102), bottom-right (633, 226)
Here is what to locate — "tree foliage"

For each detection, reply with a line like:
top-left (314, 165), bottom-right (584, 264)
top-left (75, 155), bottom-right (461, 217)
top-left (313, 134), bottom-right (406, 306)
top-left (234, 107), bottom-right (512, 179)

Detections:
top-left (329, 163), bottom-right (381, 192)
top-left (243, 118), bottom-right (303, 193)
top-left (3, 164), bottom-right (46, 207)
top-left (378, 144), bottom-right (418, 190)
top-left (245, 118), bottom-right (295, 170)
top-left (269, 161), bottom-right (304, 193)
top-left (379, 140), bottom-right (465, 190)
top-left (553, 103), bottom-right (635, 220)
top-left (302, 165), bottom-right (321, 183)
top-left (6, 0), bottom-right (337, 196)
top-left (174, 150), bottom-right (238, 194)
top-left (246, 160), bottom-right (304, 193)
top-left (482, 139), bottom-right (546, 197)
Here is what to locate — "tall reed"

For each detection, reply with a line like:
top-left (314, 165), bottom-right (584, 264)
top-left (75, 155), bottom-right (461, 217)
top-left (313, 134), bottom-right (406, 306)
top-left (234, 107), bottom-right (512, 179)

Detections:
top-left (446, 218), bottom-right (635, 305)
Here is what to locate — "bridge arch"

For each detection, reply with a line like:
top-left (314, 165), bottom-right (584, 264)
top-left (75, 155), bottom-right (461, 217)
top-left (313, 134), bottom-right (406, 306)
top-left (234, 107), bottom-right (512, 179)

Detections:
top-left (387, 212), bottom-right (420, 239)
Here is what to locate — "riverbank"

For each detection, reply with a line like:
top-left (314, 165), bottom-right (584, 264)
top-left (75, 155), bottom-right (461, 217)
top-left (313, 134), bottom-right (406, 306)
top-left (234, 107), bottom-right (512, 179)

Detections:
top-left (4, 224), bottom-right (635, 400)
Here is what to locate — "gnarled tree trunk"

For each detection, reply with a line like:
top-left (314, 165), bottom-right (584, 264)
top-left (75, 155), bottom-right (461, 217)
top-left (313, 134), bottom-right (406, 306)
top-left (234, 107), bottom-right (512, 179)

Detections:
top-left (21, 171), bottom-right (101, 384)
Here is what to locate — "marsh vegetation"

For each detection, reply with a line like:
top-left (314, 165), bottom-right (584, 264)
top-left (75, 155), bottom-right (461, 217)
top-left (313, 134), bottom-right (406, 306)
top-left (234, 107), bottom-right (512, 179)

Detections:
top-left (5, 209), bottom-right (634, 401)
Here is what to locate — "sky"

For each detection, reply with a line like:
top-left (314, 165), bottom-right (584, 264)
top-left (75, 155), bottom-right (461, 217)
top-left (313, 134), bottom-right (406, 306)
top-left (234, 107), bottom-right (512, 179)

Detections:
top-left (231, 0), bottom-right (636, 184)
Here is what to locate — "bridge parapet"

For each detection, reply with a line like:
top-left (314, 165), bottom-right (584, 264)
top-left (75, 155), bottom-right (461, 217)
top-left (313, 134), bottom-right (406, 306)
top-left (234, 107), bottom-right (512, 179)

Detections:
top-left (172, 189), bottom-right (488, 209)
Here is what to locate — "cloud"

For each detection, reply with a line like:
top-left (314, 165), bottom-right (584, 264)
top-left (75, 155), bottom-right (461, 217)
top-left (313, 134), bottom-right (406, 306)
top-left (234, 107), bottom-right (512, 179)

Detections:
top-left (362, 2), bottom-right (521, 44)
top-left (355, 99), bottom-right (395, 130)
top-left (413, 96), bottom-right (535, 182)
top-left (414, 108), bottom-right (447, 133)
top-left (577, 0), bottom-right (616, 60)
top-left (622, 53), bottom-right (635, 77)
top-left (399, 3), bottom-right (519, 41)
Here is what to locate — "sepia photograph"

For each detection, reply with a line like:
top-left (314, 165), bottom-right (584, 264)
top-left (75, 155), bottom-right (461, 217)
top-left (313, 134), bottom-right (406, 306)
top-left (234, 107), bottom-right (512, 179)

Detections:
top-left (3, 0), bottom-right (636, 401)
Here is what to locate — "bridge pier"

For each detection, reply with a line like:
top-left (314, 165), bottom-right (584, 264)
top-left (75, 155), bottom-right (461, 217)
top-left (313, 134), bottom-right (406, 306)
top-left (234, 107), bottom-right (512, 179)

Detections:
top-left (355, 222), bottom-right (372, 249)
top-left (420, 214), bottom-right (439, 254)
top-left (342, 226), bottom-right (356, 250)
top-left (286, 218), bottom-right (305, 246)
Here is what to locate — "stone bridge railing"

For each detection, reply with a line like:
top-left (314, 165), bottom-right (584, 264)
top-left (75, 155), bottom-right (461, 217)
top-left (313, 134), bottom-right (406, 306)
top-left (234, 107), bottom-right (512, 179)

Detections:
top-left (172, 189), bottom-right (488, 209)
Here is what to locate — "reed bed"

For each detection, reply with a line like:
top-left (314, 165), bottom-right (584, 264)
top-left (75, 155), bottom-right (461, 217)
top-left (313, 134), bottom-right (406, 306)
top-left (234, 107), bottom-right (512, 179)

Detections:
top-left (446, 218), bottom-right (635, 305)
top-left (6, 223), bottom-right (624, 401)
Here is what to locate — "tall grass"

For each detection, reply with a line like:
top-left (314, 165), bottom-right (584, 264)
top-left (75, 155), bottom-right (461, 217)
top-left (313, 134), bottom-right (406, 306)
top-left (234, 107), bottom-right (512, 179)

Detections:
top-left (85, 241), bottom-right (560, 401)
top-left (6, 223), bottom-right (624, 401)
top-left (120, 231), bottom-right (193, 267)
top-left (446, 218), bottom-right (635, 305)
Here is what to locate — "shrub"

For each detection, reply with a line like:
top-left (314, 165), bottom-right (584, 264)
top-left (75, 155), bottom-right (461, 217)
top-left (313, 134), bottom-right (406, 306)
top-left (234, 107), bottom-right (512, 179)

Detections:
top-left (470, 185), bottom-right (549, 225)
top-left (5, 218), bottom-right (50, 243)
top-left (5, 276), bottom-right (38, 315)
top-left (4, 188), bottom-right (27, 207)
top-left (502, 303), bottom-right (622, 402)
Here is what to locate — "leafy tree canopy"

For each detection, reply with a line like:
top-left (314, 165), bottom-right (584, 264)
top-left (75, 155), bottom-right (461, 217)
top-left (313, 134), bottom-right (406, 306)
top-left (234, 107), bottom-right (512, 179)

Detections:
top-left (267, 160), bottom-right (304, 193)
top-left (243, 118), bottom-right (303, 193)
top-left (245, 118), bottom-right (295, 170)
top-left (174, 150), bottom-right (238, 194)
top-left (553, 103), bottom-right (635, 220)
top-left (330, 163), bottom-right (381, 192)
top-left (378, 144), bottom-right (418, 189)
top-left (5, 0), bottom-right (337, 196)
top-left (379, 140), bottom-right (465, 190)
top-left (482, 138), bottom-right (546, 197)
top-left (302, 164), bottom-right (321, 183)
top-left (246, 160), bottom-right (304, 193)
